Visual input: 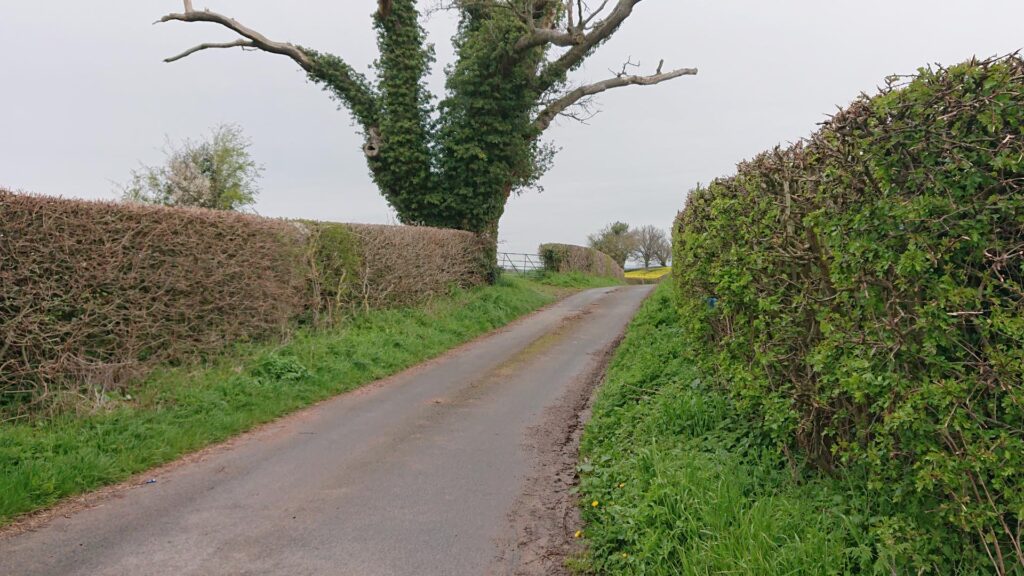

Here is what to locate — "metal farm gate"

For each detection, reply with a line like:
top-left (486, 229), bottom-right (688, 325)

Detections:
top-left (496, 252), bottom-right (544, 275)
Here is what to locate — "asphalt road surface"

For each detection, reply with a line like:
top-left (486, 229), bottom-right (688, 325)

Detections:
top-left (1, 285), bottom-right (653, 576)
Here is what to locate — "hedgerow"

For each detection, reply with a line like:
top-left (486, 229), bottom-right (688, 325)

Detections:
top-left (302, 222), bottom-right (489, 322)
top-left (538, 243), bottom-right (624, 280)
top-left (0, 192), bottom-right (489, 418)
top-left (673, 55), bottom-right (1024, 572)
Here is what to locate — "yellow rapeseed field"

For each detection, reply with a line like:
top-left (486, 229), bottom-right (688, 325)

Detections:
top-left (624, 267), bottom-right (671, 280)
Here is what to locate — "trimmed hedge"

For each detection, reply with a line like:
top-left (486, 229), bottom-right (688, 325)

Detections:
top-left (673, 56), bottom-right (1024, 572)
top-left (538, 243), bottom-right (624, 280)
top-left (0, 191), bottom-right (489, 417)
top-left (302, 222), bottom-right (489, 321)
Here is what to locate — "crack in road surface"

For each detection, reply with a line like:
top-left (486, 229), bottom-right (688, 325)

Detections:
top-left (0, 285), bottom-right (653, 576)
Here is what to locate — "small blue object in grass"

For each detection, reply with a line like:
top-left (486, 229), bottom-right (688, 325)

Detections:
top-left (706, 297), bottom-right (718, 309)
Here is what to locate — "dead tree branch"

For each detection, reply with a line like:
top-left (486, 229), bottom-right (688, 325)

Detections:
top-left (515, 27), bottom-right (582, 51)
top-left (535, 61), bottom-right (697, 131)
top-left (515, 0), bottom-right (611, 51)
top-left (531, 0), bottom-right (642, 88)
top-left (164, 40), bottom-right (255, 63)
top-left (157, 1), bottom-right (313, 71)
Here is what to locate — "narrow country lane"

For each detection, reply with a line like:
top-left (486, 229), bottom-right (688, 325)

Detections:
top-left (0, 285), bottom-right (653, 576)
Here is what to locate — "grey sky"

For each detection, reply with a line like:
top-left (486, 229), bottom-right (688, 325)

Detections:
top-left (2, 2), bottom-right (1022, 255)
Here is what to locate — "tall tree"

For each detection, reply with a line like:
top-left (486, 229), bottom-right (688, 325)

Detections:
top-left (632, 224), bottom-right (670, 268)
top-left (588, 221), bottom-right (638, 268)
top-left (158, 1), bottom-right (695, 236)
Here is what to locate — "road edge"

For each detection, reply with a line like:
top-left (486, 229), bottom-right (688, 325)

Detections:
top-left (489, 286), bottom-right (656, 575)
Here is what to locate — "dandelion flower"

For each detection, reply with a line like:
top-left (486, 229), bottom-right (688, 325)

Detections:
top-left (574, 530), bottom-right (583, 539)
top-left (591, 500), bottom-right (599, 507)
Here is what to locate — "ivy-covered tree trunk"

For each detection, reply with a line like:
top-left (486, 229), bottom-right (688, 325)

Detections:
top-left (159, 1), bottom-right (695, 236)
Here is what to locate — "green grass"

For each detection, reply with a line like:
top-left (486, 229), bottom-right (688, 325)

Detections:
top-left (577, 283), bottom-right (874, 575)
top-left (517, 270), bottom-right (624, 289)
top-left (0, 275), bottom-right (572, 525)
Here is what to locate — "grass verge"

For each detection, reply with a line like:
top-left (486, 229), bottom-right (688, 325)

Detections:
top-left (0, 274), bottom-right (581, 525)
top-left (515, 270), bottom-right (624, 289)
top-left (576, 283), bottom-right (876, 575)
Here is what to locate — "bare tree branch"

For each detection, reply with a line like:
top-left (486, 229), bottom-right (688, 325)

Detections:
top-left (157, 2), bottom-right (382, 159)
top-left (554, 95), bottom-right (601, 124)
top-left (535, 62), bottom-right (697, 131)
top-left (514, 0), bottom-right (611, 51)
top-left (164, 40), bottom-right (255, 63)
top-left (579, 0), bottom-right (611, 28)
top-left (533, 0), bottom-right (641, 90)
top-left (157, 2), bottom-right (313, 71)
top-left (515, 27), bottom-right (582, 51)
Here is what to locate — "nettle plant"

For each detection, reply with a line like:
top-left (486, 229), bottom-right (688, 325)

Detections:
top-left (158, 0), bottom-right (695, 237)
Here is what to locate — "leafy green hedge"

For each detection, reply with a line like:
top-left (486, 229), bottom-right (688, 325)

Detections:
top-left (673, 56), bottom-right (1023, 572)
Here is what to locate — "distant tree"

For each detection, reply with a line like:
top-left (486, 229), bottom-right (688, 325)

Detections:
top-left (587, 221), bottom-right (638, 268)
top-left (121, 124), bottom-right (262, 211)
top-left (633, 225), bottom-right (671, 268)
top-left (654, 239), bottom-right (671, 267)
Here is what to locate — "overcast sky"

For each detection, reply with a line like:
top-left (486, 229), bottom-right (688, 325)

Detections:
top-left (2, 2), bottom-right (1023, 254)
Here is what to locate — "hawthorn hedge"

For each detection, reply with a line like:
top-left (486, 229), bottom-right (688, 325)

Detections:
top-left (538, 243), bottom-right (624, 280)
top-left (674, 56), bottom-right (1023, 572)
top-left (0, 192), bottom-right (489, 418)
